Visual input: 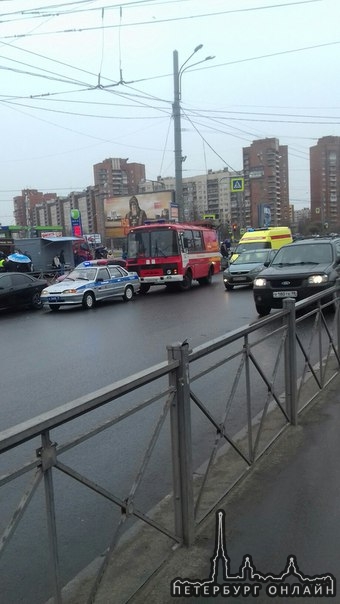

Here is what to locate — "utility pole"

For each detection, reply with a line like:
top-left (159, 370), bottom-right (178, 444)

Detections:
top-left (172, 46), bottom-right (215, 224)
top-left (172, 50), bottom-right (183, 223)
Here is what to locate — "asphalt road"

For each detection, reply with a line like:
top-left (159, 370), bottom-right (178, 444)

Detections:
top-left (0, 276), bottom-right (329, 603)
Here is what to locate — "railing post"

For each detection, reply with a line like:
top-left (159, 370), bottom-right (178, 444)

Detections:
top-left (39, 431), bottom-right (62, 604)
top-left (283, 298), bottom-right (298, 425)
top-left (167, 341), bottom-right (194, 546)
top-left (336, 278), bottom-right (340, 361)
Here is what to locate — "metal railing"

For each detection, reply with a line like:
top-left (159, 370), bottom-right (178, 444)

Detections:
top-left (1, 283), bottom-right (340, 603)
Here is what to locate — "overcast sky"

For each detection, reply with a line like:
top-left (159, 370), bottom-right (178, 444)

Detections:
top-left (1, 0), bottom-right (339, 224)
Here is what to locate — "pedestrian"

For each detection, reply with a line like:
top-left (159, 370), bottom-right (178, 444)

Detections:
top-left (23, 251), bottom-right (33, 272)
top-left (0, 252), bottom-right (6, 272)
top-left (59, 250), bottom-right (65, 274)
top-left (52, 254), bottom-right (61, 274)
top-left (220, 238), bottom-right (231, 259)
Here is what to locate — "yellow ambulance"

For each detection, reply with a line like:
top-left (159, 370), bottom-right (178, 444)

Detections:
top-left (231, 227), bottom-right (292, 261)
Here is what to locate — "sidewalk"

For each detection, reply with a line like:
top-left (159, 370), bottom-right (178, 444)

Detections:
top-left (63, 374), bottom-right (340, 604)
top-left (115, 373), bottom-right (340, 603)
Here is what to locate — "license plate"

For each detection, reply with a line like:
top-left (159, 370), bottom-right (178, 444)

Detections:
top-left (273, 291), bottom-right (298, 298)
top-left (48, 296), bottom-right (60, 302)
top-left (233, 276), bottom-right (247, 282)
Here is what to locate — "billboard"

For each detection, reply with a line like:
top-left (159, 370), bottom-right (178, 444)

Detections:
top-left (105, 191), bottom-right (175, 239)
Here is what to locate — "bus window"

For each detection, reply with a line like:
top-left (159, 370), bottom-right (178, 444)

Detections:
top-left (193, 230), bottom-right (203, 251)
top-left (183, 230), bottom-right (195, 252)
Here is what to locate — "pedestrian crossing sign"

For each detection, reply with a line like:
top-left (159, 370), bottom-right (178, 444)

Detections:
top-left (230, 178), bottom-right (244, 192)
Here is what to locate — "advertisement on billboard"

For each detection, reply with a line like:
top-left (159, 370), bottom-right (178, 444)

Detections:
top-left (105, 191), bottom-right (175, 239)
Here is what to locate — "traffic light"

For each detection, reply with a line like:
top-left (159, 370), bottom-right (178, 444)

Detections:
top-left (232, 223), bottom-right (237, 231)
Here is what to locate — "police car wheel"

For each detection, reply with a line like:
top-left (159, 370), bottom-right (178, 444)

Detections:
top-left (123, 285), bottom-right (134, 301)
top-left (82, 292), bottom-right (95, 309)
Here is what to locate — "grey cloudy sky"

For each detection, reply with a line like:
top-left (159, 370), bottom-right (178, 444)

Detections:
top-left (1, 0), bottom-right (339, 224)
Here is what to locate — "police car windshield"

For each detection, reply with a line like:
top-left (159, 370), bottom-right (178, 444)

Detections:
top-left (67, 268), bottom-right (97, 281)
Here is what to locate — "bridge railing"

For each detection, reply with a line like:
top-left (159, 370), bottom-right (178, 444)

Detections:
top-left (1, 282), bottom-right (340, 603)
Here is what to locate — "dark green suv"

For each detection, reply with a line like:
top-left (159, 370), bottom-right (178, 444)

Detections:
top-left (253, 237), bottom-right (340, 316)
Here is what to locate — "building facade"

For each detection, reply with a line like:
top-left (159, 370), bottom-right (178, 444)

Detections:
top-left (14, 189), bottom-right (56, 229)
top-left (243, 138), bottom-right (290, 228)
top-left (160, 168), bottom-right (244, 227)
top-left (93, 158), bottom-right (145, 199)
top-left (310, 136), bottom-right (340, 230)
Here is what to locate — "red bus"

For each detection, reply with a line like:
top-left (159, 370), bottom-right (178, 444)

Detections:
top-left (125, 221), bottom-right (221, 293)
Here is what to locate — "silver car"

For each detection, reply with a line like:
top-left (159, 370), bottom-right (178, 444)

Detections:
top-left (41, 261), bottom-right (140, 311)
top-left (223, 249), bottom-right (276, 290)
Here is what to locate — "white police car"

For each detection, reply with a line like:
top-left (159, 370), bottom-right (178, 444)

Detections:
top-left (41, 260), bottom-right (140, 311)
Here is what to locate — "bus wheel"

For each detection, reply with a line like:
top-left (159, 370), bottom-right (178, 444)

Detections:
top-left (198, 267), bottom-right (213, 285)
top-left (180, 271), bottom-right (192, 291)
top-left (139, 284), bottom-right (150, 294)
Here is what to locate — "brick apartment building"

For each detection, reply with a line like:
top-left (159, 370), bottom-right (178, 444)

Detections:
top-left (243, 138), bottom-right (290, 228)
top-left (310, 136), bottom-right (340, 230)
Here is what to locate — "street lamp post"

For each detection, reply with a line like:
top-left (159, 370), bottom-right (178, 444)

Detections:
top-left (172, 46), bottom-right (214, 223)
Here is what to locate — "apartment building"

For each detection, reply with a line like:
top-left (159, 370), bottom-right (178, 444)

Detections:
top-left (243, 138), bottom-right (290, 227)
top-left (160, 168), bottom-right (243, 225)
top-left (310, 136), bottom-right (340, 229)
top-left (93, 158), bottom-right (145, 198)
top-left (14, 189), bottom-right (56, 228)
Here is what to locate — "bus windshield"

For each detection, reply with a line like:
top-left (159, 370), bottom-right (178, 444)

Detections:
top-left (127, 229), bottom-right (179, 258)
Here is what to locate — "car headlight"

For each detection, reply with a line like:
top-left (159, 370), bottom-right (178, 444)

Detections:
top-left (254, 277), bottom-right (267, 287)
top-left (41, 289), bottom-right (48, 295)
top-left (63, 289), bottom-right (78, 294)
top-left (308, 274), bottom-right (328, 285)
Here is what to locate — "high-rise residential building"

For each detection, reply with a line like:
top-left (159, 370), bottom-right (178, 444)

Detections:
top-left (14, 189), bottom-right (56, 227)
top-left (93, 158), bottom-right (146, 240)
top-left (310, 136), bottom-right (340, 229)
top-left (243, 138), bottom-right (289, 228)
top-left (160, 168), bottom-right (243, 226)
top-left (30, 188), bottom-right (99, 236)
top-left (93, 158), bottom-right (145, 199)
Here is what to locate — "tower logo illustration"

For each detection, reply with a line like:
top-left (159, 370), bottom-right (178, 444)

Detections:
top-left (171, 510), bottom-right (336, 599)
